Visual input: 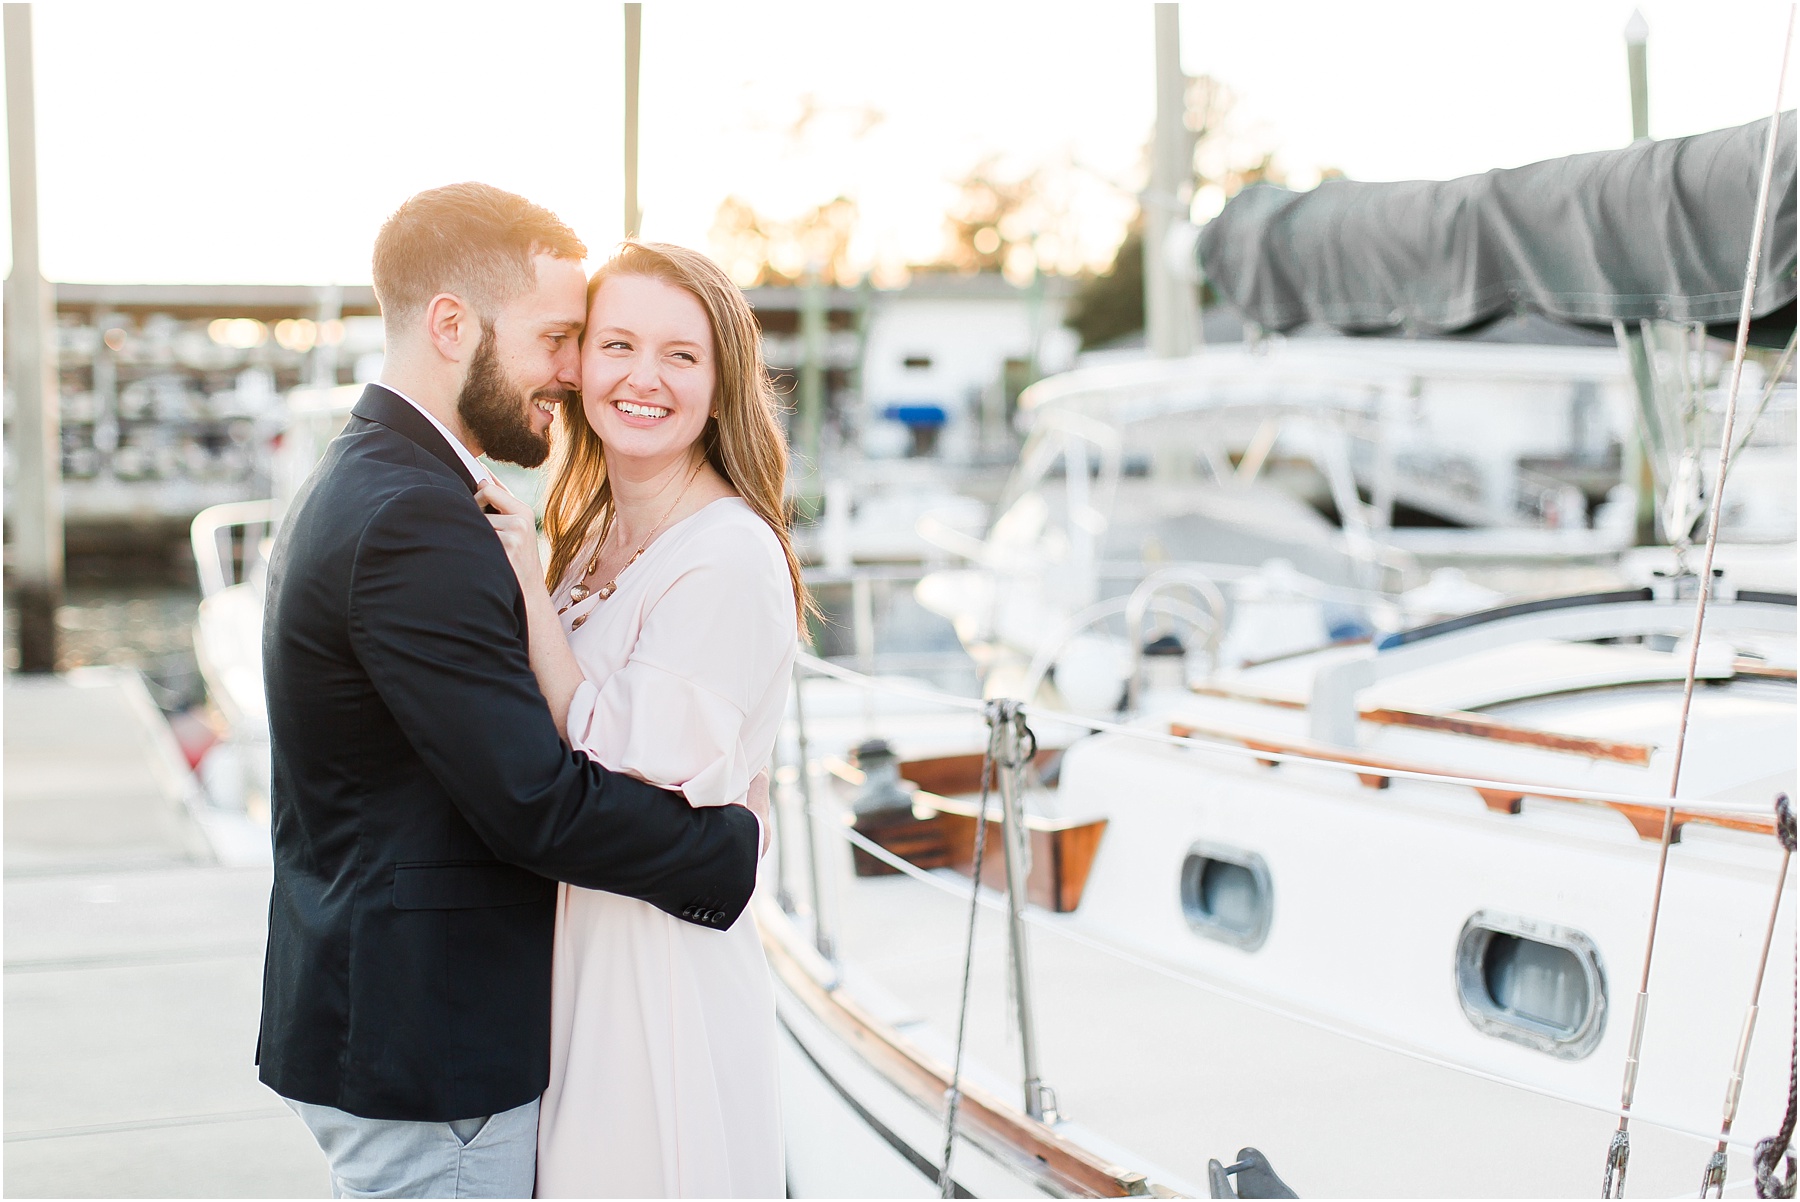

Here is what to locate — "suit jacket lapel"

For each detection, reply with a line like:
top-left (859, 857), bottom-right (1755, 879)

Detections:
top-left (351, 384), bottom-right (480, 492)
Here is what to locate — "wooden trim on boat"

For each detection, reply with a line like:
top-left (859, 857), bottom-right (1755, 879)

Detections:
top-left (926, 804), bottom-right (1108, 913)
top-left (1166, 720), bottom-right (1777, 843)
top-left (1188, 683), bottom-right (1656, 765)
top-left (1359, 708), bottom-right (1654, 766)
top-left (1189, 683), bottom-right (1308, 710)
top-left (899, 748), bottom-right (1065, 795)
top-left (1736, 659), bottom-right (1798, 681)
top-left (757, 896), bottom-right (1155, 1198)
top-left (827, 758), bottom-right (1108, 912)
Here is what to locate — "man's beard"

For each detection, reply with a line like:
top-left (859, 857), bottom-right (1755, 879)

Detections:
top-left (456, 322), bottom-right (576, 469)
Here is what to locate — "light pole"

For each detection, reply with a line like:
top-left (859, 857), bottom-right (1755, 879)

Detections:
top-left (5, 2), bottom-right (63, 673)
top-left (796, 264), bottom-right (826, 506)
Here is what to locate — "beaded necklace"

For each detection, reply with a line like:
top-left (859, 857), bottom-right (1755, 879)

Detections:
top-left (559, 458), bottom-right (704, 628)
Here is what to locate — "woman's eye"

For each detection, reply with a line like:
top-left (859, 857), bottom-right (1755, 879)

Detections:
top-left (603, 340), bottom-right (631, 351)
top-left (671, 351), bottom-right (697, 363)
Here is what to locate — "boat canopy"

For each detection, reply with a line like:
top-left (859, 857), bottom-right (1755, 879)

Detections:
top-left (1198, 116), bottom-right (1797, 342)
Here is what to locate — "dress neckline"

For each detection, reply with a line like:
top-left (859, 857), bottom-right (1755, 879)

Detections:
top-left (560, 496), bottom-right (746, 614)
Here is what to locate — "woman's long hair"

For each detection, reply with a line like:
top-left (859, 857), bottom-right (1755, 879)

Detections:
top-left (542, 241), bottom-right (814, 633)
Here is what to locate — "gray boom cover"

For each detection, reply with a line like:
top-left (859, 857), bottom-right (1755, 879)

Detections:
top-left (1198, 115), bottom-right (1797, 339)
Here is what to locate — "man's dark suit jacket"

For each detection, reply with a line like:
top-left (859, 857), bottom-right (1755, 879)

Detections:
top-left (257, 384), bottom-right (759, 1122)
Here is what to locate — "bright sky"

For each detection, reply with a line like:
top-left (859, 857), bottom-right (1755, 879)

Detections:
top-left (3, 0), bottom-right (1795, 285)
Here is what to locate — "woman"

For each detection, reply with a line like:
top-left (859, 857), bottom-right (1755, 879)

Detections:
top-left (477, 242), bottom-right (808, 1197)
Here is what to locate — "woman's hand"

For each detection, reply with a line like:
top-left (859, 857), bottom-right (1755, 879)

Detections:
top-left (746, 769), bottom-right (771, 857)
top-left (476, 479), bottom-right (546, 596)
top-left (475, 477), bottom-right (584, 740)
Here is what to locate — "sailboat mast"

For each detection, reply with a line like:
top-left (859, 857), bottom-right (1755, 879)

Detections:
top-left (1143, 3), bottom-right (1196, 359)
top-left (1624, 9), bottom-right (1649, 141)
top-left (624, 2), bottom-right (641, 240)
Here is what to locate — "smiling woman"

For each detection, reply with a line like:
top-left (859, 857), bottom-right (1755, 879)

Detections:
top-left (540, 241), bottom-right (813, 631)
top-left (469, 240), bottom-right (815, 1195)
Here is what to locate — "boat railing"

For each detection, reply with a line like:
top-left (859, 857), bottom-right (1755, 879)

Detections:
top-left (792, 648), bottom-right (1782, 826)
top-left (1313, 588), bottom-right (1796, 745)
top-left (1121, 567), bottom-right (1228, 707)
top-left (1017, 592), bottom-right (1217, 710)
top-left (190, 498), bottom-right (278, 601)
top-left (799, 561), bottom-right (1792, 785)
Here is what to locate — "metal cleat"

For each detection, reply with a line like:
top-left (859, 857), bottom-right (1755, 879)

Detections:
top-left (1206, 1148), bottom-right (1297, 1199)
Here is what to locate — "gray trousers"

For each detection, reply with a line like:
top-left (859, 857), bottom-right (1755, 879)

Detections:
top-left (283, 1096), bottom-right (539, 1199)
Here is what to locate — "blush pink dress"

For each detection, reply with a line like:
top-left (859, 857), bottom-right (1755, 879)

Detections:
top-left (535, 497), bottom-right (793, 1198)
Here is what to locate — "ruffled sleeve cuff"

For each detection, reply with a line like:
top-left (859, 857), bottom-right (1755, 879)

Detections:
top-left (563, 662), bottom-right (752, 810)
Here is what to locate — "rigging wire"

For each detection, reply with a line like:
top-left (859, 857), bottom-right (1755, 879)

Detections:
top-left (1606, 13), bottom-right (1796, 1195)
top-left (937, 702), bottom-right (1002, 1198)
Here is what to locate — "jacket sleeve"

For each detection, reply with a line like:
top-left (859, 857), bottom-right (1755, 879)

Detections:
top-left (345, 483), bottom-right (758, 929)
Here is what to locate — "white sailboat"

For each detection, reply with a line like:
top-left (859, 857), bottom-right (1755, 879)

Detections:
top-left (761, 107), bottom-right (1798, 1199)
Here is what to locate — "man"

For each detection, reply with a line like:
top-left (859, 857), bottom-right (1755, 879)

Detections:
top-left (257, 182), bottom-right (762, 1198)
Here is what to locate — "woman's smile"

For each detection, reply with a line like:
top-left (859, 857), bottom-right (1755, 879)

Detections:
top-left (611, 399), bottom-right (672, 422)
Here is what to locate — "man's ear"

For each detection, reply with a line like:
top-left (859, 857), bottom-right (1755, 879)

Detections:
top-left (424, 292), bottom-right (475, 364)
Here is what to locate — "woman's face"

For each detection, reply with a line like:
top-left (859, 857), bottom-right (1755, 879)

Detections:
top-left (580, 274), bottom-right (717, 470)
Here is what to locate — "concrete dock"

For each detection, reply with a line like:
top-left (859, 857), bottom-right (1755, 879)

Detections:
top-left (5, 669), bottom-right (325, 1197)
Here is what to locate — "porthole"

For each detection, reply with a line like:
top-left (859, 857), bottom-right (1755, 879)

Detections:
top-left (1455, 911), bottom-right (1607, 1059)
top-left (1179, 843), bottom-right (1272, 951)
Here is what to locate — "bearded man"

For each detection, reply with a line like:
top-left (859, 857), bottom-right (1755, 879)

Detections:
top-left (256, 183), bottom-right (762, 1197)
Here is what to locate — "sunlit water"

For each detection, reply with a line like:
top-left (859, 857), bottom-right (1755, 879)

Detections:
top-left (4, 577), bottom-right (205, 712)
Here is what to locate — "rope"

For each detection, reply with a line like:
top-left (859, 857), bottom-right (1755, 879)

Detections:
top-left (1611, 16), bottom-right (1795, 1192)
top-left (1751, 948), bottom-right (1796, 1201)
top-left (797, 654), bottom-right (1774, 821)
top-left (834, 817), bottom-right (1764, 1154)
top-left (1705, 796), bottom-right (1797, 1198)
top-left (1754, 799), bottom-right (1797, 1199)
top-left (938, 701), bottom-right (1004, 1198)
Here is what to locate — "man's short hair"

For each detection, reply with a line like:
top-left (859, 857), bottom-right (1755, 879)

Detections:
top-left (371, 182), bottom-right (587, 326)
